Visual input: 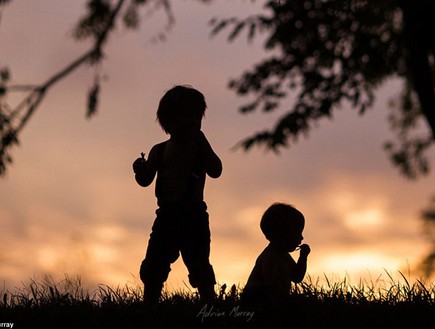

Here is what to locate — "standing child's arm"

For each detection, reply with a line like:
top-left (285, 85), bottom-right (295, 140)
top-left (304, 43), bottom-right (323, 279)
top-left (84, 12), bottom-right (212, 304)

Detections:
top-left (290, 244), bottom-right (311, 283)
top-left (132, 145), bottom-right (159, 187)
top-left (197, 131), bottom-right (222, 178)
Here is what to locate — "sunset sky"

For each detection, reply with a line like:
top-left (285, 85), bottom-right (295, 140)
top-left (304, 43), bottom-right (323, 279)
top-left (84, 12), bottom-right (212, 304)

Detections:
top-left (1, 0), bottom-right (434, 292)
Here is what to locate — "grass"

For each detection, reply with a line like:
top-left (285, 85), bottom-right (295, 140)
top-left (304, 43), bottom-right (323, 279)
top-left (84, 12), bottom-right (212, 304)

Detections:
top-left (1, 272), bottom-right (434, 328)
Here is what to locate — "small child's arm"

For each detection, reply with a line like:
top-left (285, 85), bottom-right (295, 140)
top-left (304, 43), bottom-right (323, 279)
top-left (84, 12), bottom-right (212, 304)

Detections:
top-left (132, 146), bottom-right (158, 187)
top-left (197, 131), bottom-right (222, 178)
top-left (290, 244), bottom-right (311, 283)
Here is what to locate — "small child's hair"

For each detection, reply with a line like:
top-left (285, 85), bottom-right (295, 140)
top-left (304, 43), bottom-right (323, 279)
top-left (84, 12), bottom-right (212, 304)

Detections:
top-left (157, 85), bottom-right (207, 133)
top-left (260, 203), bottom-right (305, 240)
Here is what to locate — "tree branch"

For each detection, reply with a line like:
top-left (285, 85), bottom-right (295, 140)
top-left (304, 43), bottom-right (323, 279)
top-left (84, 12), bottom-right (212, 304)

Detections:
top-left (0, 0), bottom-right (127, 174)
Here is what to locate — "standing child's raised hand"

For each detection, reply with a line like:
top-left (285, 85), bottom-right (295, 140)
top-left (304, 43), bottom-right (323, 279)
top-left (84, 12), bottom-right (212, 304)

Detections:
top-left (132, 152), bottom-right (147, 174)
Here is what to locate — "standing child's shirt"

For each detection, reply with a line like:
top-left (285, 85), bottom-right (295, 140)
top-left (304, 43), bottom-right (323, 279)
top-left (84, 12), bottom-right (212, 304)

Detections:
top-left (150, 140), bottom-right (205, 205)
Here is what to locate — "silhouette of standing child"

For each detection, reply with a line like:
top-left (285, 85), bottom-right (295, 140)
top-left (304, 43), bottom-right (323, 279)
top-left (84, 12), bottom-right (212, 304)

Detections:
top-left (243, 203), bottom-right (311, 304)
top-left (132, 85), bottom-right (222, 304)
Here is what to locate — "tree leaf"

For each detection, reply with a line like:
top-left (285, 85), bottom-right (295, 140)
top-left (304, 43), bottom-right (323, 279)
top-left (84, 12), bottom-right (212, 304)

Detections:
top-left (87, 80), bottom-right (100, 119)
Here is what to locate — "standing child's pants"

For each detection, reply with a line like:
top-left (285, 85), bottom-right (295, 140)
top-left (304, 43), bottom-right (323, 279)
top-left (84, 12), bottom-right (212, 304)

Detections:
top-left (139, 201), bottom-right (216, 289)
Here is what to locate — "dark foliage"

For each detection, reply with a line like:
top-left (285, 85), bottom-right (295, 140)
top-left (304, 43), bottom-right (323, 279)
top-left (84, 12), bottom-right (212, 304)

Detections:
top-left (420, 197), bottom-right (435, 276)
top-left (212, 0), bottom-right (435, 179)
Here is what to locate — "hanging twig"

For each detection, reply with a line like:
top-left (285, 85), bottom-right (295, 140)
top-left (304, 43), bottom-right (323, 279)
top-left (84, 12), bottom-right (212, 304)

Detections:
top-left (0, 0), bottom-right (127, 174)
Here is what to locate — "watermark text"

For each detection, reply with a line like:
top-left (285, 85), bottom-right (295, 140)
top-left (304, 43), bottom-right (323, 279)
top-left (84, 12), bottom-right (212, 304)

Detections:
top-left (197, 304), bottom-right (254, 323)
top-left (0, 324), bottom-right (14, 329)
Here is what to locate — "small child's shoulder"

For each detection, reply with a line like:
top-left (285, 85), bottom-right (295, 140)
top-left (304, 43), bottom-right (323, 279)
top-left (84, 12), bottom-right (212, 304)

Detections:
top-left (255, 245), bottom-right (274, 264)
top-left (261, 245), bottom-right (293, 264)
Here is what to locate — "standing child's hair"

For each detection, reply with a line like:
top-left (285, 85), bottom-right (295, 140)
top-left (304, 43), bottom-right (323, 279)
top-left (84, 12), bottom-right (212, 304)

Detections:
top-left (156, 85), bottom-right (207, 133)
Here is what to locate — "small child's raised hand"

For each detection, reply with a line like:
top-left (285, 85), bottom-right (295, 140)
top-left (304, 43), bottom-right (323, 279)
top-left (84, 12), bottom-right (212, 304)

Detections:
top-left (299, 244), bottom-right (311, 258)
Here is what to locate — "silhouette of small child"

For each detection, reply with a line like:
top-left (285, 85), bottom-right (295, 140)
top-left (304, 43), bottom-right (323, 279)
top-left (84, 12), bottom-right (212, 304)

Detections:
top-left (132, 85), bottom-right (222, 304)
top-left (243, 203), bottom-right (311, 304)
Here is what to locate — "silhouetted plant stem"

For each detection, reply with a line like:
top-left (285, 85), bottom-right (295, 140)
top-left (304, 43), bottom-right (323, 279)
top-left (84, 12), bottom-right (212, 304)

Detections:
top-left (12, 0), bottom-right (125, 135)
